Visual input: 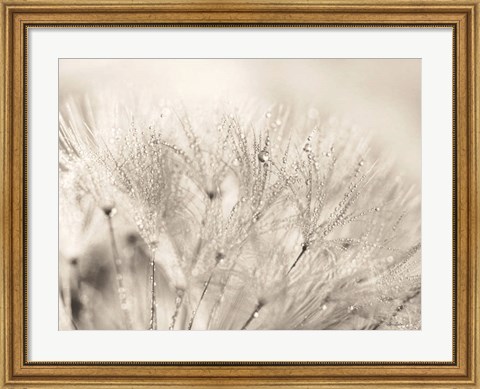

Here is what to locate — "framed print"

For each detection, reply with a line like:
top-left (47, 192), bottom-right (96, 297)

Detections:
top-left (1, 0), bottom-right (479, 388)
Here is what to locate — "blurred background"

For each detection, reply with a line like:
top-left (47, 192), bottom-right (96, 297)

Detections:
top-left (60, 59), bottom-right (421, 181)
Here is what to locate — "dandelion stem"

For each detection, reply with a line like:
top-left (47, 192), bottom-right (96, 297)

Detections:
top-left (287, 245), bottom-right (308, 275)
top-left (206, 273), bottom-right (232, 330)
top-left (106, 215), bottom-right (132, 330)
top-left (191, 238), bottom-right (203, 267)
top-left (188, 272), bottom-right (214, 330)
top-left (241, 301), bottom-right (264, 330)
top-left (169, 289), bottom-right (184, 330)
top-left (60, 290), bottom-right (79, 330)
top-left (149, 246), bottom-right (157, 330)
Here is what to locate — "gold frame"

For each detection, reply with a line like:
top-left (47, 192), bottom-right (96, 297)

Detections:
top-left (1, 1), bottom-right (478, 387)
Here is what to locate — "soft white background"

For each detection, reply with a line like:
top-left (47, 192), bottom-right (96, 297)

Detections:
top-left (59, 58), bottom-right (422, 182)
top-left (28, 28), bottom-right (452, 361)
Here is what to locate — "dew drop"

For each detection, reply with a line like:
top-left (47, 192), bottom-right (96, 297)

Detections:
top-left (258, 150), bottom-right (270, 163)
top-left (303, 143), bottom-right (312, 153)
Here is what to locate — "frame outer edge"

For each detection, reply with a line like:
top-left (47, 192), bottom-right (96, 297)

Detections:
top-left (1, 1), bottom-right (480, 388)
top-left (461, 3), bottom-right (478, 386)
top-left (0, 0), bottom-right (5, 385)
top-left (0, 0), bottom-right (478, 10)
top-left (473, 1), bottom-right (479, 388)
top-left (1, 1), bottom-right (13, 387)
top-left (463, 4), bottom-right (477, 385)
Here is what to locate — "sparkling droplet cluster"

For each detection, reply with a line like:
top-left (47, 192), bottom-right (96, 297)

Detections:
top-left (59, 100), bottom-right (421, 331)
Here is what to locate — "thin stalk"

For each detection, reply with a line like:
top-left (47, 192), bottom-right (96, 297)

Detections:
top-left (287, 245), bottom-right (308, 275)
top-left (62, 263), bottom-right (73, 322)
top-left (60, 289), bottom-right (79, 330)
top-left (169, 289), bottom-right (184, 330)
top-left (106, 214), bottom-right (132, 330)
top-left (70, 317), bottom-right (79, 330)
top-left (241, 301), bottom-right (264, 330)
top-left (190, 238), bottom-right (203, 267)
top-left (188, 271), bottom-right (214, 330)
top-left (206, 273), bottom-right (232, 330)
top-left (149, 246), bottom-right (157, 330)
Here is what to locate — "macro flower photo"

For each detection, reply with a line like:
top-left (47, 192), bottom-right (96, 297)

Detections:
top-left (59, 59), bottom-right (421, 331)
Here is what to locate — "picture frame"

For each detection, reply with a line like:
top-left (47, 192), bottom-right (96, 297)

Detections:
top-left (1, 0), bottom-right (478, 387)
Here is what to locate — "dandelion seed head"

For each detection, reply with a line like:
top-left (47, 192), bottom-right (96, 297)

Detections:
top-left (59, 96), bottom-right (421, 330)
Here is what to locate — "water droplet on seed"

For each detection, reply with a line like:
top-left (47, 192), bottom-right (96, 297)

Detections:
top-left (258, 150), bottom-right (270, 163)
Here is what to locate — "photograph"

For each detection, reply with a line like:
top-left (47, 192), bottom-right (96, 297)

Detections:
top-left (3, 2), bottom-right (478, 386)
top-left (58, 58), bottom-right (421, 331)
